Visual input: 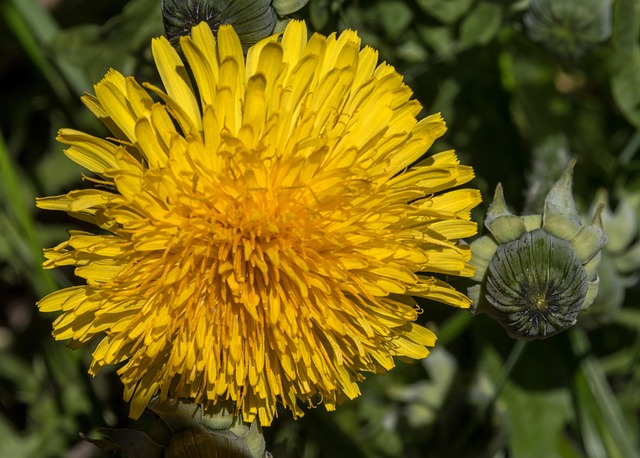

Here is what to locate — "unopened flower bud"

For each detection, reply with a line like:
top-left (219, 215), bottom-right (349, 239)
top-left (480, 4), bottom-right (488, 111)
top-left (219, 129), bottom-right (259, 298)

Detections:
top-left (485, 229), bottom-right (588, 338)
top-left (469, 161), bottom-right (606, 340)
top-left (151, 399), bottom-right (267, 458)
top-left (162, 0), bottom-right (277, 49)
top-left (523, 0), bottom-right (612, 59)
top-left (83, 399), bottom-right (268, 457)
top-left (161, 0), bottom-right (310, 50)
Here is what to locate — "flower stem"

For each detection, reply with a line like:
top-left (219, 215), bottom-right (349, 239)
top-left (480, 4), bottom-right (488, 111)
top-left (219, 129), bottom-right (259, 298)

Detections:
top-left (437, 310), bottom-right (473, 347)
top-left (453, 339), bottom-right (527, 454)
top-left (478, 339), bottom-right (527, 418)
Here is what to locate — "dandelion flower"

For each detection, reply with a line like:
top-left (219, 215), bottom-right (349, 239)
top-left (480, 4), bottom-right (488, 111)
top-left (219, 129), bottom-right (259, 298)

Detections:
top-left (37, 20), bottom-right (480, 426)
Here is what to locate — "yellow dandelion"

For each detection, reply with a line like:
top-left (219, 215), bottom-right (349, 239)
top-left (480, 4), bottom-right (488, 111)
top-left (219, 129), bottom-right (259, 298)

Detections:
top-left (37, 20), bottom-right (481, 426)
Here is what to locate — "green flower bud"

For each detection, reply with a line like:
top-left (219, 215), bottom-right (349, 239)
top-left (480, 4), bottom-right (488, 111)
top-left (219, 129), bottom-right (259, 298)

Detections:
top-left (162, 0), bottom-right (277, 49)
top-left (84, 399), bottom-right (268, 457)
top-left (161, 0), bottom-right (310, 50)
top-left (151, 398), bottom-right (268, 458)
top-left (469, 161), bottom-right (606, 340)
top-left (522, 0), bottom-right (612, 59)
top-left (485, 229), bottom-right (588, 339)
top-left (166, 425), bottom-right (255, 458)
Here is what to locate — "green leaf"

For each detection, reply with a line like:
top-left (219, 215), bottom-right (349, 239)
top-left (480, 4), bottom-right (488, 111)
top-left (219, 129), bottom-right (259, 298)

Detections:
top-left (459, 2), bottom-right (503, 50)
top-left (8, 0), bottom-right (90, 96)
top-left (614, 307), bottom-right (640, 331)
top-left (48, 0), bottom-right (163, 83)
top-left (106, 0), bottom-right (164, 51)
top-left (48, 24), bottom-right (116, 85)
top-left (0, 131), bottom-right (56, 295)
top-left (396, 38), bottom-right (429, 62)
top-left (35, 117), bottom-right (85, 196)
top-left (386, 347), bottom-right (458, 428)
top-left (417, 25), bottom-right (455, 59)
top-left (0, 415), bottom-right (38, 458)
top-left (416, 0), bottom-right (474, 24)
top-left (573, 369), bottom-right (610, 458)
top-left (570, 329), bottom-right (640, 458)
top-left (611, 0), bottom-right (640, 128)
top-left (476, 344), bottom-right (573, 458)
top-left (377, 1), bottom-right (413, 41)
top-left (0, 350), bottom-right (77, 457)
top-left (0, 211), bottom-right (36, 277)
top-left (309, 0), bottom-right (331, 30)
top-left (44, 344), bottom-right (93, 417)
top-left (501, 384), bottom-right (572, 458)
top-left (9, 0), bottom-right (58, 42)
top-left (0, 1), bottom-right (75, 109)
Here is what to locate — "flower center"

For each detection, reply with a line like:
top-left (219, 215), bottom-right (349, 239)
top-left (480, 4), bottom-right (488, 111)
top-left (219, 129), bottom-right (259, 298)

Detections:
top-left (534, 293), bottom-right (549, 311)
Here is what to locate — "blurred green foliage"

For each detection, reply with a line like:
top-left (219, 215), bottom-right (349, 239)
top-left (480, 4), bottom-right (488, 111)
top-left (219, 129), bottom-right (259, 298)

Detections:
top-left (0, 0), bottom-right (639, 457)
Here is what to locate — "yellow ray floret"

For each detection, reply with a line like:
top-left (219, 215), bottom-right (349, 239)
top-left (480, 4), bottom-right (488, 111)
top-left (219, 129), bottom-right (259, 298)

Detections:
top-left (37, 20), bottom-right (481, 426)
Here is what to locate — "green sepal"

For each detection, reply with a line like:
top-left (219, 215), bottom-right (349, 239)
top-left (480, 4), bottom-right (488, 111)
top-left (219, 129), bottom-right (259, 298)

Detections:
top-left (469, 236), bottom-right (499, 281)
top-left (583, 251), bottom-right (602, 280)
top-left (148, 399), bottom-right (266, 458)
top-left (522, 214), bottom-right (543, 231)
top-left (228, 418), bottom-right (267, 458)
top-left (273, 18), bottom-right (290, 33)
top-left (166, 426), bottom-right (254, 458)
top-left (582, 277), bottom-right (600, 310)
top-left (467, 284), bottom-right (493, 315)
top-left (149, 398), bottom-right (220, 431)
top-left (542, 160), bottom-right (582, 240)
top-left (272, 0), bottom-right (310, 16)
top-left (485, 184), bottom-right (527, 243)
top-left (467, 284), bottom-right (481, 312)
top-left (569, 209), bottom-right (607, 264)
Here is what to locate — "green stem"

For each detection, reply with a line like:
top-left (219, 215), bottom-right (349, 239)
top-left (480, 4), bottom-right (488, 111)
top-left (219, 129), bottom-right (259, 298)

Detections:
top-left (478, 339), bottom-right (527, 418)
top-left (436, 310), bottom-right (473, 347)
top-left (454, 339), bottom-right (527, 453)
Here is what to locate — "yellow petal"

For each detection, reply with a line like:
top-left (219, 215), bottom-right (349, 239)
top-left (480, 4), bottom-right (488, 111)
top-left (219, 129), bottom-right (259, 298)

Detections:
top-left (151, 36), bottom-right (202, 131)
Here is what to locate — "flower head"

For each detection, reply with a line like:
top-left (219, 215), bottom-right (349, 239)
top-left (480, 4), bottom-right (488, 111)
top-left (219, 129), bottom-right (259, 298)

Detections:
top-left (37, 20), bottom-right (480, 425)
